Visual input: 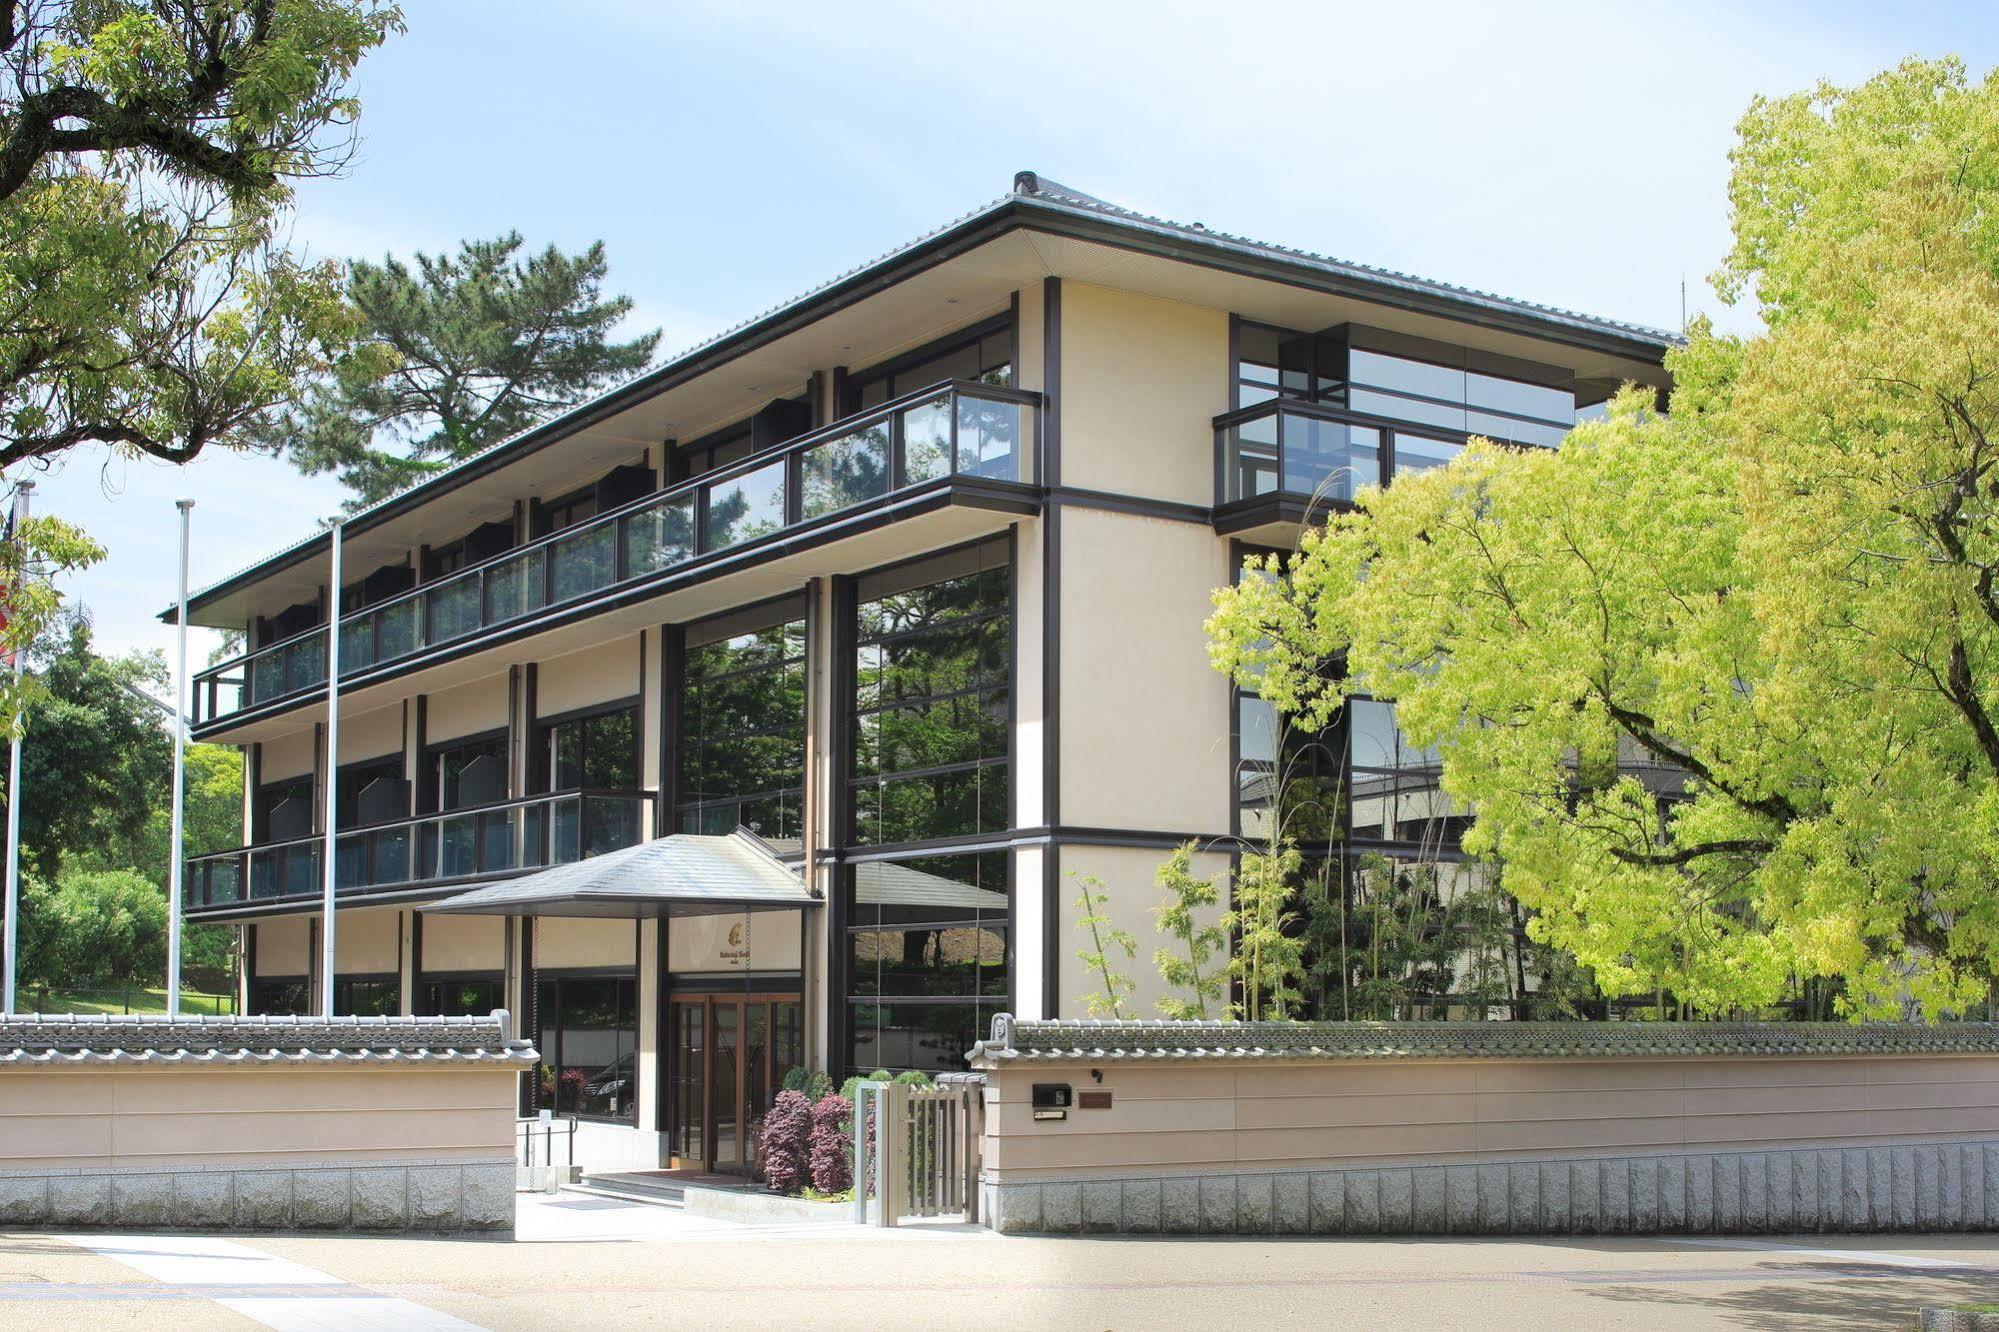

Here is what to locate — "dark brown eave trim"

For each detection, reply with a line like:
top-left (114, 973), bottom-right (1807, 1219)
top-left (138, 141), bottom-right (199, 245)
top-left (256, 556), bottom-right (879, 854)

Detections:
top-left (1211, 493), bottom-right (1351, 536)
top-left (174, 195), bottom-right (1671, 622)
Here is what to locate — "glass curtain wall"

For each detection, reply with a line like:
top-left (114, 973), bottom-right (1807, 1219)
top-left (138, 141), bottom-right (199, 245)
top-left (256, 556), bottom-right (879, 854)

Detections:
top-left (678, 605), bottom-right (807, 850)
top-left (842, 540), bottom-right (1011, 1074)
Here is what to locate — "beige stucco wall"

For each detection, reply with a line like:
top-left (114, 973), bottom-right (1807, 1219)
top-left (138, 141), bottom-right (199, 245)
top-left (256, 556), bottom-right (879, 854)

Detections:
top-left (533, 916), bottom-right (637, 970)
top-left (0, 1065), bottom-right (518, 1171)
top-left (426, 674), bottom-right (509, 742)
top-left (420, 912), bottom-right (504, 975)
top-left (1058, 506), bottom-right (1232, 834)
top-left (536, 637), bottom-right (639, 717)
top-left (666, 910), bottom-right (804, 973)
top-left (1055, 843), bottom-right (1231, 1022)
top-left (1058, 282), bottom-right (1228, 505)
top-left (335, 703), bottom-right (402, 766)
top-left (260, 730), bottom-right (315, 782)
top-left (253, 916), bottom-right (310, 978)
top-left (982, 1054), bottom-right (1999, 1182)
top-left (333, 905), bottom-right (401, 977)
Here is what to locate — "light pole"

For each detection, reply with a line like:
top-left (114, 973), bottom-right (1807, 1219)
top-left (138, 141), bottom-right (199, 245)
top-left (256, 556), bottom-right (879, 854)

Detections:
top-left (2, 479), bottom-right (32, 1016)
top-left (167, 498), bottom-right (194, 1017)
top-left (319, 517), bottom-right (341, 1017)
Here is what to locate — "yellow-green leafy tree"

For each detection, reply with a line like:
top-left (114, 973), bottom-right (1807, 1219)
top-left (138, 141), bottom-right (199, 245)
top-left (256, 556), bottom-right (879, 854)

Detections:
top-left (1208, 58), bottom-right (1999, 1020)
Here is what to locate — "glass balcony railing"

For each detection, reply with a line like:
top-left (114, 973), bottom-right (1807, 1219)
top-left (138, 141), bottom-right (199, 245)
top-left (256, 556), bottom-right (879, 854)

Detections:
top-left (183, 788), bottom-right (652, 911)
top-left (192, 380), bottom-right (1039, 728)
top-left (1215, 398), bottom-right (1482, 509)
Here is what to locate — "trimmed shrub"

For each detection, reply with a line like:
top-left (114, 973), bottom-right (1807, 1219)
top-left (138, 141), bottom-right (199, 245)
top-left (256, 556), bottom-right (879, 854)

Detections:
top-left (779, 1066), bottom-right (810, 1095)
top-left (892, 1069), bottom-right (933, 1087)
top-left (758, 1090), bottom-right (812, 1194)
top-left (805, 1070), bottom-right (834, 1102)
top-left (809, 1093), bottom-right (853, 1194)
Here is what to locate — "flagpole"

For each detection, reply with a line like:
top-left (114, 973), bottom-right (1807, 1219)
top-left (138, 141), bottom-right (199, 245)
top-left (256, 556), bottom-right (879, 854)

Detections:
top-left (2, 480), bottom-right (32, 1016)
top-left (320, 517), bottom-right (342, 1018)
top-left (166, 498), bottom-right (194, 1018)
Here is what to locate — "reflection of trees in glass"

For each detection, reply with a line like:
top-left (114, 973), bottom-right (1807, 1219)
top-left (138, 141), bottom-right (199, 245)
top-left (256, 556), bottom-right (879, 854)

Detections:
top-left (622, 500), bottom-right (696, 575)
top-left (680, 621), bottom-right (806, 842)
top-left (801, 423), bottom-right (891, 519)
top-left (703, 462), bottom-right (786, 549)
top-left (850, 567), bottom-right (1010, 846)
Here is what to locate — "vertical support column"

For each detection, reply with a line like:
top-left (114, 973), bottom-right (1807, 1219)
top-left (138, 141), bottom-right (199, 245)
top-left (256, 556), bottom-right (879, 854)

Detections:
top-left (639, 628), bottom-right (661, 840)
top-left (399, 909), bottom-right (417, 1016)
top-left (824, 576), bottom-right (857, 1074)
top-left (636, 916), bottom-right (661, 1159)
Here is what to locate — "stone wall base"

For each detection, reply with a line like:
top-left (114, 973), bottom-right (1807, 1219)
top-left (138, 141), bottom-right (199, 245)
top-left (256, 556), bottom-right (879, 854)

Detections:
top-left (986, 1140), bottom-right (1999, 1236)
top-left (0, 1157), bottom-right (514, 1233)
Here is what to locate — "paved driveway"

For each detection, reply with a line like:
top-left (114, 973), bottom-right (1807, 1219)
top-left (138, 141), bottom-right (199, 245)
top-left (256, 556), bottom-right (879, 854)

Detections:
top-left (5, 1193), bottom-right (1999, 1329)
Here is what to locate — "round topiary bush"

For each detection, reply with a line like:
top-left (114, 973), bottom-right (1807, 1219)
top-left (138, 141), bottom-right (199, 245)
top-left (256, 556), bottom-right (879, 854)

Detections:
top-left (758, 1089), bottom-right (812, 1194)
top-left (809, 1093), bottom-right (853, 1194)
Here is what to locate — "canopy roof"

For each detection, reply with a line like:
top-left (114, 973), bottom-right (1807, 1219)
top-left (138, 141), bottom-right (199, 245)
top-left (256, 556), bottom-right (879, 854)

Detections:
top-left (422, 831), bottom-right (818, 919)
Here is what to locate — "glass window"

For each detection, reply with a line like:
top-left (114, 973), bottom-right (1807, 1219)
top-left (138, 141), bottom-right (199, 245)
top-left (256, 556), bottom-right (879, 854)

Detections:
top-left (801, 421), bottom-right (890, 520)
top-left (1350, 349), bottom-right (1465, 404)
top-left (533, 974), bottom-right (638, 1122)
top-left (848, 560), bottom-right (1011, 847)
top-left (544, 707), bottom-right (638, 792)
top-left (1393, 434), bottom-right (1464, 476)
top-left (679, 617), bottom-right (806, 850)
top-left (845, 851), bottom-right (1008, 1075)
top-left (847, 321), bottom-right (1014, 412)
top-left (419, 975), bottom-right (503, 1016)
top-left (257, 777), bottom-right (314, 841)
top-left (434, 734), bottom-right (507, 811)
top-left (249, 978), bottom-right (307, 1016)
top-left (549, 524), bottom-right (616, 603)
top-left (333, 975), bottom-right (399, 1017)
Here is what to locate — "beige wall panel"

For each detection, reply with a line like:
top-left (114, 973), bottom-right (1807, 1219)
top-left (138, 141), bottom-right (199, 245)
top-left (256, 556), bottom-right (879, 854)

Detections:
top-left (1011, 844), bottom-right (1048, 1020)
top-left (254, 916), bottom-right (310, 977)
top-left (1054, 843), bottom-right (1230, 1022)
top-left (426, 673), bottom-right (509, 742)
top-left (332, 905), bottom-right (401, 976)
top-left (0, 1067), bottom-right (517, 1171)
top-left (420, 912), bottom-right (505, 974)
top-left (666, 911), bottom-right (802, 973)
top-left (1058, 282), bottom-right (1228, 505)
top-left (335, 703), bottom-right (401, 765)
top-left (536, 637), bottom-right (639, 717)
top-left (260, 730), bottom-right (315, 782)
top-left (1013, 515), bottom-right (1047, 826)
top-left (1057, 508), bottom-right (1231, 834)
top-left (1015, 282), bottom-right (1045, 395)
top-left (981, 1054), bottom-right (1999, 1181)
top-left (534, 916), bottom-right (637, 970)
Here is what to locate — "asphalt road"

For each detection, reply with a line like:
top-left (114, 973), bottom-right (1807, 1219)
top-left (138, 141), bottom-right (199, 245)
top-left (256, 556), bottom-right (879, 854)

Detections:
top-left (5, 1192), bottom-right (1999, 1329)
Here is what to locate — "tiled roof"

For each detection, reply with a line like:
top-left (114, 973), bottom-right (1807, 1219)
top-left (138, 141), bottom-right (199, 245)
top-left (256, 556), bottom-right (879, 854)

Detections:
top-left (0, 1011), bottom-right (538, 1065)
top-left (966, 1016), bottom-right (1999, 1067)
top-left (180, 172), bottom-right (1676, 614)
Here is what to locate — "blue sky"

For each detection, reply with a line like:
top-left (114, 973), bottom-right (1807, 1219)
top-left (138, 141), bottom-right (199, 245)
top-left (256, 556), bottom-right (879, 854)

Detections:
top-left (30, 0), bottom-right (1999, 663)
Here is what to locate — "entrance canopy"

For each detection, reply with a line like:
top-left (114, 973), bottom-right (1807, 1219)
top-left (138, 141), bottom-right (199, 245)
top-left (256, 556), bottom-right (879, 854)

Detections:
top-left (421, 831), bottom-right (819, 920)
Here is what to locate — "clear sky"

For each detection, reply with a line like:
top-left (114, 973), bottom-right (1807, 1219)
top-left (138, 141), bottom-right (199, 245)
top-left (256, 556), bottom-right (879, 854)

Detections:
top-left (28, 0), bottom-right (1999, 666)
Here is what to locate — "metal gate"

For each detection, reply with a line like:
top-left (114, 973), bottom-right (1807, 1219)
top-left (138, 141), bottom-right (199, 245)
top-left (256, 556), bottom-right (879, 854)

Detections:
top-left (852, 1076), bottom-right (985, 1226)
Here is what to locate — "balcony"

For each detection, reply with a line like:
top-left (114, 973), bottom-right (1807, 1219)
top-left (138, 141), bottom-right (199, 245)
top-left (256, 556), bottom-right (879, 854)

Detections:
top-left (1212, 399), bottom-right (1476, 537)
top-left (193, 380), bottom-right (1040, 729)
top-left (184, 788), bottom-right (651, 916)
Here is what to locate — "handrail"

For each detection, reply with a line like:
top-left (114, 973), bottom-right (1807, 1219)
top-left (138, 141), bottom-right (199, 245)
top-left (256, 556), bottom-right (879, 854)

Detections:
top-left (1213, 394), bottom-right (1477, 440)
top-left (194, 378), bottom-right (1039, 725)
top-left (185, 787), bottom-right (653, 864)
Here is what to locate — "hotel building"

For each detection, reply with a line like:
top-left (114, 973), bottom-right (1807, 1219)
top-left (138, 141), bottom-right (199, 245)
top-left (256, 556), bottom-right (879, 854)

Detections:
top-left (172, 174), bottom-right (1672, 1171)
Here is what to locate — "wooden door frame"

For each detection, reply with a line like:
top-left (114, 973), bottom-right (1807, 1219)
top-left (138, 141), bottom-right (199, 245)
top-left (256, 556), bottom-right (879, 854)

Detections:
top-left (666, 990), bottom-right (801, 1172)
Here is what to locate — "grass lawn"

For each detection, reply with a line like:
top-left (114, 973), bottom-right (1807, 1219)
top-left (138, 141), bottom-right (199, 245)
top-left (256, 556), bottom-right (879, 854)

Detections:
top-left (25, 986), bottom-right (236, 1016)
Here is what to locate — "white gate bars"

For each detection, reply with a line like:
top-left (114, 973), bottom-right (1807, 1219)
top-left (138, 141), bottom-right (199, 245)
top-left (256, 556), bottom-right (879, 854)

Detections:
top-left (852, 1077), bottom-right (985, 1226)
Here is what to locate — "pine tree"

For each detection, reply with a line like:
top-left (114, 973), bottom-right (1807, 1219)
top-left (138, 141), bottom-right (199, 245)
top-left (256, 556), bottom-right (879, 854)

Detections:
top-left (262, 233), bottom-right (660, 503)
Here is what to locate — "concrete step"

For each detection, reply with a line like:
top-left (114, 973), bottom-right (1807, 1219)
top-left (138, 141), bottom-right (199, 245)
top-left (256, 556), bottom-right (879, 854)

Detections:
top-left (563, 1178), bottom-right (688, 1208)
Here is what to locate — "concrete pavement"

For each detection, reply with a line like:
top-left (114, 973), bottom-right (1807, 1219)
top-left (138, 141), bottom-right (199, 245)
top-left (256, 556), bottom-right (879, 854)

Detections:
top-left (6, 1192), bottom-right (1999, 1329)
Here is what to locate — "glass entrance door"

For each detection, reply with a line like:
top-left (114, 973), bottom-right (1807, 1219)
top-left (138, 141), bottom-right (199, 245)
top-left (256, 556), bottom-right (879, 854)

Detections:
top-left (667, 992), bottom-right (804, 1174)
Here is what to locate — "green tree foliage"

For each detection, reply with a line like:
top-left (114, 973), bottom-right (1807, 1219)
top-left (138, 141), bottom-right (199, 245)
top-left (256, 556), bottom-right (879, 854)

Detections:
top-left (3, 611), bottom-right (239, 981)
top-left (1071, 872), bottom-right (1135, 1019)
top-left (1209, 58), bottom-right (1999, 1020)
top-left (1227, 840), bottom-right (1305, 1020)
top-left (1152, 841), bottom-right (1226, 1019)
top-left (0, 0), bottom-right (399, 470)
top-left (264, 233), bottom-right (661, 503)
top-left (0, 508), bottom-right (101, 724)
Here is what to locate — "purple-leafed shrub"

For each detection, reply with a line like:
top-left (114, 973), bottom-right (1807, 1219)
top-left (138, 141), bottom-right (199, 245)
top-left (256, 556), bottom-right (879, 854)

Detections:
top-left (809, 1093), bottom-right (853, 1194)
top-left (758, 1090), bottom-right (812, 1194)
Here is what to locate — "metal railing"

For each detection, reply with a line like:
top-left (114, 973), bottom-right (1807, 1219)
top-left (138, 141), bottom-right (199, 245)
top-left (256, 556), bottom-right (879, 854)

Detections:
top-left (1215, 397), bottom-right (1500, 509)
top-left (853, 1076), bottom-right (985, 1226)
top-left (194, 379), bottom-right (1041, 727)
top-left (516, 1113), bottom-right (578, 1192)
top-left (184, 788), bottom-right (652, 911)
